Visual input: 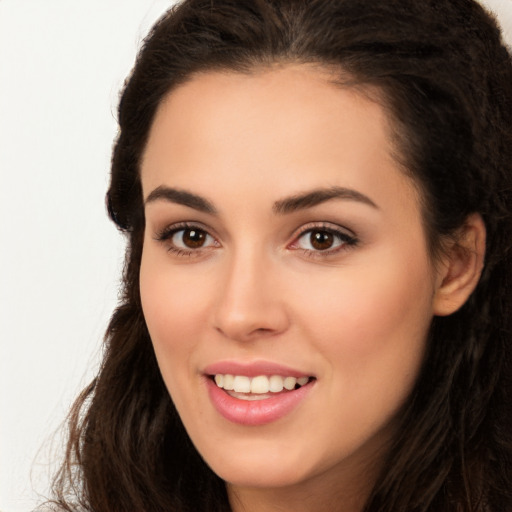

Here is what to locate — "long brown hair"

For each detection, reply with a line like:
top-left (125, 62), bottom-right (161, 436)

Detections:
top-left (52, 1), bottom-right (512, 510)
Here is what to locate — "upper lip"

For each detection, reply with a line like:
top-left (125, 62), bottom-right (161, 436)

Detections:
top-left (203, 360), bottom-right (314, 378)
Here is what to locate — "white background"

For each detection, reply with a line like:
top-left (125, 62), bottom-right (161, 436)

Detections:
top-left (0, 1), bottom-right (510, 511)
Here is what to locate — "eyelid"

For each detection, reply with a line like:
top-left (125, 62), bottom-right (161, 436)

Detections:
top-left (152, 220), bottom-right (357, 259)
top-left (288, 221), bottom-right (356, 241)
top-left (287, 221), bottom-right (358, 256)
top-left (153, 221), bottom-right (220, 256)
top-left (154, 221), bottom-right (216, 240)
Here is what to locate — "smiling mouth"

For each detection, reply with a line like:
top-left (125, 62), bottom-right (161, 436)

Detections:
top-left (210, 374), bottom-right (314, 401)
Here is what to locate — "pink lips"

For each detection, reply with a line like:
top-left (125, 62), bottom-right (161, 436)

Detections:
top-left (204, 361), bottom-right (315, 426)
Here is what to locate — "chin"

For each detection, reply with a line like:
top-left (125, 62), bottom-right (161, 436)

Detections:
top-left (196, 435), bottom-right (335, 490)
top-left (215, 461), bottom-right (311, 489)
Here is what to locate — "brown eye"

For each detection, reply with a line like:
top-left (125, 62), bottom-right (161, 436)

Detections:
top-left (181, 228), bottom-right (207, 248)
top-left (293, 226), bottom-right (357, 255)
top-left (309, 231), bottom-right (334, 250)
top-left (168, 227), bottom-right (216, 251)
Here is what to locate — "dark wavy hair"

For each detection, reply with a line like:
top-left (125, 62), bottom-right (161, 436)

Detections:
top-left (51, 0), bottom-right (512, 511)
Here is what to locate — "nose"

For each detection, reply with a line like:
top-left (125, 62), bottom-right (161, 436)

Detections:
top-left (212, 249), bottom-right (290, 342)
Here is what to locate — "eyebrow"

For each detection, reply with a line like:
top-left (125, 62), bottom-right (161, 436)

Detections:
top-left (144, 184), bottom-right (377, 215)
top-left (272, 186), bottom-right (378, 214)
top-left (145, 186), bottom-right (217, 214)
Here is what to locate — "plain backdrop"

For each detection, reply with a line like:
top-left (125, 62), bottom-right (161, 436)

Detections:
top-left (0, 1), bottom-right (511, 511)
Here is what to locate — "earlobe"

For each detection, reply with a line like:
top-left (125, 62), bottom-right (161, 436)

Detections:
top-left (432, 213), bottom-right (486, 317)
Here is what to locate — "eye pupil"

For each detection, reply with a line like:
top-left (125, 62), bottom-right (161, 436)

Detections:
top-left (183, 229), bottom-right (206, 248)
top-left (310, 231), bottom-right (334, 250)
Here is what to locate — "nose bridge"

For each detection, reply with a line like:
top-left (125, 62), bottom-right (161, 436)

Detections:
top-left (213, 242), bottom-right (288, 341)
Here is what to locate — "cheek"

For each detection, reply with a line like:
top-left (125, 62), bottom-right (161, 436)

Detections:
top-left (296, 248), bottom-right (434, 386)
top-left (141, 273), bottom-right (203, 335)
top-left (300, 261), bottom-right (433, 444)
top-left (139, 252), bottom-right (213, 371)
top-left (139, 258), bottom-right (216, 427)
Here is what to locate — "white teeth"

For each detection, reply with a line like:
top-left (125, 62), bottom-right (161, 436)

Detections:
top-left (228, 391), bottom-right (271, 401)
top-left (297, 376), bottom-right (309, 386)
top-left (223, 374), bottom-right (235, 390)
top-left (233, 375), bottom-right (251, 393)
top-left (251, 375), bottom-right (270, 394)
top-left (269, 375), bottom-right (284, 392)
top-left (283, 376), bottom-right (297, 390)
top-left (213, 374), bottom-right (311, 394)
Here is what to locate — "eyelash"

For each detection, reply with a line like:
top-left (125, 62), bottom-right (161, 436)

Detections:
top-left (288, 222), bottom-right (358, 259)
top-left (154, 222), bottom-right (219, 258)
top-left (154, 222), bottom-right (358, 259)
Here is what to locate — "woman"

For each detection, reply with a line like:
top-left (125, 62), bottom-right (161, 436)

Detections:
top-left (51, 0), bottom-right (512, 511)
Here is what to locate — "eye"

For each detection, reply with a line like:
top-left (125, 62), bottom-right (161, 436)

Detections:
top-left (172, 227), bottom-right (214, 249)
top-left (154, 223), bottom-right (219, 256)
top-left (300, 230), bottom-right (338, 251)
top-left (289, 224), bottom-right (358, 256)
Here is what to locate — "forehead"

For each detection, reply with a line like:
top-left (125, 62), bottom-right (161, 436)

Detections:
top-left (141, 65), bottom-right (419, 219)
top-left (145, 65), bottom-right (393, 153)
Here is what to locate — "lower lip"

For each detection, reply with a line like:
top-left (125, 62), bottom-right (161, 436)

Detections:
top-left (206, 377), bottom-right (314, 426)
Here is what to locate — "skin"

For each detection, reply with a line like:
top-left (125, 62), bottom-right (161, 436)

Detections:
top-left (139, 65), bottom-right (485, 512)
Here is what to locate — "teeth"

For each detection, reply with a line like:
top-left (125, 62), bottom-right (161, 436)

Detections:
top-left (251, 375), bottom-right (270, 394)
top-left (223, 374), bottom-right (235, 390)
top-left (269, 375), bottom-right (284, 392)
top-left (233, 375), bottom-right (251, 393)
top-left (213, 374), bottom-right (311, 394)
top-left (283, 376), bottom-right (297, 390)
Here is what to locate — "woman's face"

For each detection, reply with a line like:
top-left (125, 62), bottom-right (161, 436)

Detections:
top-left (140, 65), bottom-right (439, 497)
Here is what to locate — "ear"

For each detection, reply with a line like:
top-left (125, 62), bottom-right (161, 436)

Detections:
top-left (433, 213), bottom-right (486, 316)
